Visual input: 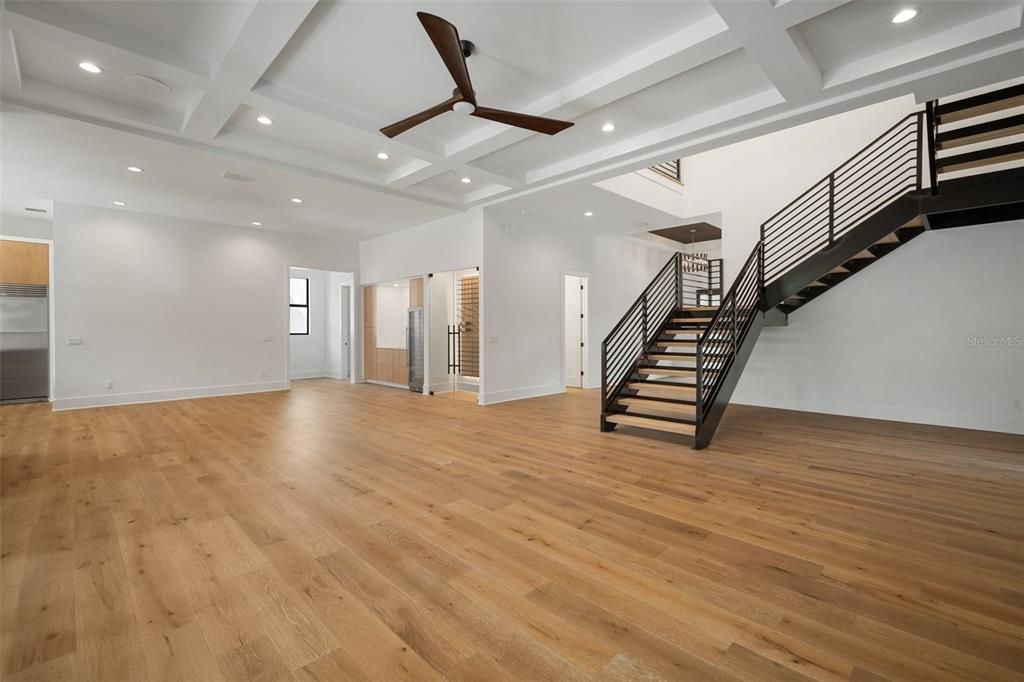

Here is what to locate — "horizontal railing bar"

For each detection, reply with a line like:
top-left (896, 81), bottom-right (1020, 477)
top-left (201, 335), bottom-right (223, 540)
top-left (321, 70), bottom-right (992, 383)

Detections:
top-left (762, 193), bottom-right (830, 239)
top-left (762, 186), bottom-right (830, 233)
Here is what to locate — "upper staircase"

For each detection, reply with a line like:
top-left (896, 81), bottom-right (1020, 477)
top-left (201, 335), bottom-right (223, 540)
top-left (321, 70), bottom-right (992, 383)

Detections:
top-left (601, 81), bottom-right (1024, 449)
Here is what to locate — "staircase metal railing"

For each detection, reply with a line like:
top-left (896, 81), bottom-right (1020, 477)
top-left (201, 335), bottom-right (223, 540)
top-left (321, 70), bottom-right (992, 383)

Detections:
top-left (760, 112), bottom-right (925, 284)
top-left (600, 252), bottom-right (709, 424)
top-left (602, 87), bottom-right (1024, 447)
top-left (694, 243), bottom-right (761, 443)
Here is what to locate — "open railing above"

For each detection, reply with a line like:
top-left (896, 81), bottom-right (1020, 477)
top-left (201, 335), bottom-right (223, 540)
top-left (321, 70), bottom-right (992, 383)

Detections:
top-left (650, 159), bottom-right (682, 183)
top-left (761, 112), bottom-right (925, 283)
top-left (600, 252), bottom-right (710, 413)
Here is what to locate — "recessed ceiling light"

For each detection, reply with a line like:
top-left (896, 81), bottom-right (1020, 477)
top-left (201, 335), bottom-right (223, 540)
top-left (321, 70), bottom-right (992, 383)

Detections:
top-left (392, 283), bottom-right (399, 287)
top-left (290, 197), bottom-right (303, 204)
top-left (126, 166), bottom-right (143, 173)
top-left (601, 123), bottom-right (616, 133)
top-left (891, 8), bottom-right (917, 23)
top-left (78, 61), bottom-right (102, 74)
top-left (251, 221), bottom-right (262, 226)
top-left (113, 201), bottom-right (126, 206)
top-left (256, 114), bottom-right (273, 126)
top-left (377, 152), bottom-right (390, 160)
top-left (584, 211), bottom-right (594, 217)
top-left (460, 177), bottom-right (472, 184)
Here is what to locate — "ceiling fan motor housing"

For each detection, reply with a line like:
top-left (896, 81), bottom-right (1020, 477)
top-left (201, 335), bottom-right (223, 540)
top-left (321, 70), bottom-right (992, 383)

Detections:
top-left (460, 40), bottom-right (475, 59)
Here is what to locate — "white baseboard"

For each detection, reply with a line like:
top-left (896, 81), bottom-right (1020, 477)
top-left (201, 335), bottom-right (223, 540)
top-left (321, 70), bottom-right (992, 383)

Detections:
top-left (365, 379), bottom-right (410, 390)
top-left (290, 369), bottom-right (329, 379)
top-left (290, 371), bottom-right (349, 381)
top-left (53, 380), bottom-right (288, 411)
top-left (731, 393), bottom-right (1024, 435)
top-left (479, 383), bottom-right (564, 405)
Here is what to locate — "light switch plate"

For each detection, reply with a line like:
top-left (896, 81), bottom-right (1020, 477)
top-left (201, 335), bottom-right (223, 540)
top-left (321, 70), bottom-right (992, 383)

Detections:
top-left (66, 336), bottom-right (83, 346)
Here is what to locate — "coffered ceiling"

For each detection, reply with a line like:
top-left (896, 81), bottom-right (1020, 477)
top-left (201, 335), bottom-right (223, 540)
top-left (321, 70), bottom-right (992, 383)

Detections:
top-left (2, 0), bottom-right (1022, 236)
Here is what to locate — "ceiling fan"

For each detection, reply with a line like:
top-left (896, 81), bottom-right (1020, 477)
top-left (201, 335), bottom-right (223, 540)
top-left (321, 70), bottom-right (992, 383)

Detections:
top-left (380, 12), bottom-right (574, 138)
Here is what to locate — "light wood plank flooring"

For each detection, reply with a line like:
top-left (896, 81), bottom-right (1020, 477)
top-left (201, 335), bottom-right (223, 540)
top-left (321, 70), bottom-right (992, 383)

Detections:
top-left (2, 379), bottom-right (1022, 681)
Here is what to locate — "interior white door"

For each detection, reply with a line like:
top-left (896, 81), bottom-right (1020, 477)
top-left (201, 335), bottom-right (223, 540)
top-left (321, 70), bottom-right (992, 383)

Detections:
top-left (564, 275), bottom-right (585, 388)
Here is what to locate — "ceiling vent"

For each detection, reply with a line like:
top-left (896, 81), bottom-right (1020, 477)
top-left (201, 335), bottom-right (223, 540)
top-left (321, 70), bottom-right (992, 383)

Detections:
top-left (125, 74), bottom-right (171, 96)
top-left (221, 172), bottom-right (255, 183)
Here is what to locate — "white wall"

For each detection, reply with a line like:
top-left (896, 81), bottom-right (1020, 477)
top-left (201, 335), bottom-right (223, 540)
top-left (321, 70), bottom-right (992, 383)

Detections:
top-left (52, 203), bottom-right (358, 409)
top-left (374, 284), bottom-right (409, 349)
top-left (1, 214), bottom-right (53, 240)
top-left (480, 210), bottom-right (683, 404)
top-left (288, 267), bottom-right (327, 379)
top-left (736, 221), bottom-right (1024, 434)
top-left (600, 96), bottom-right (917, 285)
top-left (359, 209), bottom-right (483, 284)
top-left (326, 271), bottom-right (354, 380)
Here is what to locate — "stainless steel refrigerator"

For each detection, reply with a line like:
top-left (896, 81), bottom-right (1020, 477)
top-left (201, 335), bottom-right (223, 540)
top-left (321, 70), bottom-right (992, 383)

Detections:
top-left (0, 283), bottom-right (49, 403)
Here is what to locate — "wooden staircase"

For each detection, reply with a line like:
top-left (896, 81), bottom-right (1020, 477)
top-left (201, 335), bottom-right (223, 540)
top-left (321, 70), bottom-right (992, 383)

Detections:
top-left (600, 80), bottom-right (1024, 449)
top-left (604, 307), bottom-right (715, 436)
top-left (776, 218), bottom-right (926, 314)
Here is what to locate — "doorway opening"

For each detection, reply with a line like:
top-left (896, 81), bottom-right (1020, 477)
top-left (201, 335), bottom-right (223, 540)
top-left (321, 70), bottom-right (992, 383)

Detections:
top-left (564, 273), bottom-right (588, 389)
top-left (429, 267), bottom-right (479, 401)
top-left (362, 277), bottom-right (424, 390)
top-left (288, 267), bottom-right (355, 383)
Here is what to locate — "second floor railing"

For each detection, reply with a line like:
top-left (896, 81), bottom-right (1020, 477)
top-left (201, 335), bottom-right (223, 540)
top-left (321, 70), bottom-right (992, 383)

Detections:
top-left (761, 112), bottom-right (925, 283)
top-left (650, 159), bottom-right (682, 183)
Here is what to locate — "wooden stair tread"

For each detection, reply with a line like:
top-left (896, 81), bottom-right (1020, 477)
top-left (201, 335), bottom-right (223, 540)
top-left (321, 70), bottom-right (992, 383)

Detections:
top-left (637, 367), bottom-right (695, 377)
top-left (874, 232), bottom-right (900, 245)
top-left (937, 92), bottom-right (1024, 125)
top-left (938, 146), bottom-right (1024, 174)
top-left (645, 353), bottom-right (697, 361)
top-left (626, 382), bottom-right (696, 396)
top-left (653, 340), bottom-right (698, 347)
top-left (616, 397), bottom-right (696, 414)
top-left (606, 414), bottom-right (695, 436)
top-left (851, 249), bottom-right (877, 260)
top-left (828, 265), bottom-right (849, 274)
top-left (937, 116), bottom-right (1024, 150)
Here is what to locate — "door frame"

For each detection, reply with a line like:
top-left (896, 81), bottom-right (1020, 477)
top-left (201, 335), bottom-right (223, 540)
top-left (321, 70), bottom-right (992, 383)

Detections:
top-left (0, 235), bottom-right (56, 401)
top-left (339, 283), bottom-right (353, 382)
top-left (561, 271), bottom-right (589, 390)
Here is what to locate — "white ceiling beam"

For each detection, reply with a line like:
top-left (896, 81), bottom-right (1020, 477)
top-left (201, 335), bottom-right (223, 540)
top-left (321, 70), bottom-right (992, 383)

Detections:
top-left (385, 16), bottom-right (739, 189)
top-left (2, 2), bottom-right (210, 77)
top-left (180, 0), bottom-right (318, 140)
top-left (708, 0), bottom-right (822, 102)
top-left (248, 84), bottom-right (525, 191)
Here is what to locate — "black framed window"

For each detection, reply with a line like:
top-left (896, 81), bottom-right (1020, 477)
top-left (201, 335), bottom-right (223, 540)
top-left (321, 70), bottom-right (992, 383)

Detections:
top-left (289, 277), bottom-right (309, 335)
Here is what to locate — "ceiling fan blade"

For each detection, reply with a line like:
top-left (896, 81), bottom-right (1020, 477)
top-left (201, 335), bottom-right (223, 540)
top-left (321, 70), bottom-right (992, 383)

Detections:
top-left (417, 12), bottom-right (475, 102)
top-left (471, 106), bottom-right (574, 135)
top-left (380, 95), bottom-right (460, 138)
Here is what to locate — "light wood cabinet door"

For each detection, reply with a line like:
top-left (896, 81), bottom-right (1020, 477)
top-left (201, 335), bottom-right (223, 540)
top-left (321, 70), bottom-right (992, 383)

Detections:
top-left (0, 240), bottom-right (48, 285)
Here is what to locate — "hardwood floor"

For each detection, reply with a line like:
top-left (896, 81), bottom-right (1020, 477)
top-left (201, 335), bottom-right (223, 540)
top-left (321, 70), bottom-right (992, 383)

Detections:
top-left (2, 379), bottom-right (1022, 681)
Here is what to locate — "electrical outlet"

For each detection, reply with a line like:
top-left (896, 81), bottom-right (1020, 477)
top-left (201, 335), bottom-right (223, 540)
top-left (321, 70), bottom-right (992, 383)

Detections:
top-left (1014, 400), bottom-right (1022, 410)
top-left (259, 371), bottom-right (267, 379)
top-left (104, 380), bottom-right (114, 390)
top-left (66, 336), bottom-right (83, 346)
top-left (263, 335), bottom-right (274, 342)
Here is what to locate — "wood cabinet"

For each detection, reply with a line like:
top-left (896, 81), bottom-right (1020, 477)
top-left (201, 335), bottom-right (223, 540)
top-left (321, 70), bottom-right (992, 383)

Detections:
top-left (0, 240), bottom-right (48, 285)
